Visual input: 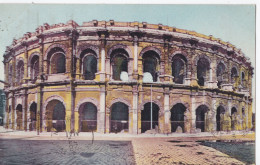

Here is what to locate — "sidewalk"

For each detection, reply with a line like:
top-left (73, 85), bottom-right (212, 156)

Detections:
top-left (0, 126), bottom-right (254, 140)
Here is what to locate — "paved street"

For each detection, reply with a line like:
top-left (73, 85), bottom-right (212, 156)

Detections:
top-left (0, 139), bottom-right (135, 165)
top-left (0, 127), bottom-right (255, 165)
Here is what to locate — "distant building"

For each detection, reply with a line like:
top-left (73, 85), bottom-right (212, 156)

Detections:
top-left (3, 20), bottom-right (253, 134)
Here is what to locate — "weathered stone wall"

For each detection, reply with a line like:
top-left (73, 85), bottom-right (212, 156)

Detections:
top-left (3, 20), bottom-right (253, 134)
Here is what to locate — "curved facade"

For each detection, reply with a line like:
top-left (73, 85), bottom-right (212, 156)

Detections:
top-left (3, 20), bottom-right (253, 134)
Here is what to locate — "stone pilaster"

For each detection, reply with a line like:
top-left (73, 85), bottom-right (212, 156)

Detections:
top-left (98, 30), bottom-right (108, 81)
top-left (67, 29), bottom-right (78, 133)
top-left (36, 86), bottom-right (43, 134)
top-left (37, 34), bottom-right (44, 80)
top-left (132, 85), bottom-right (138, 134)
top-left (13, 94), bottom-right (16, 130)
top-left (23, 91), bottom-right (28, 131)
top-left (190, 94), bottom-right (196, 133)
top-left (211, 98), bottom-right (217, 131)
top-left (98, 85), bottom-right (106, 133)
top-left (164, 87), bottom-right (170, 133)
top-left (22, 42), bottom-right (29, 84)
top-left (206, 56), bottom-right (218, 88)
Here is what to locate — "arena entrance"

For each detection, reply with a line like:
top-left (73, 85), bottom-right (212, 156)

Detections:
top-left (45, 100), bottom-right (66, 132)
top-left (195, 105), bottom-right (209, 132)
top-left (141, 102), bottom-right (159, 133)
top-left (16, 104), bottom-right (23, 130)
top-left (231, 107), bottom-right (237, 130)
top-left (110, 102), bottom-right (129, 133)
top-left (171, 103), bottom-right (186, 133)
top-left (29, 102), bottom-right (37, 131)
top-left (216, 106), bottom-right (225, 131)
top-left (79, 102), bottom-right (97, 132)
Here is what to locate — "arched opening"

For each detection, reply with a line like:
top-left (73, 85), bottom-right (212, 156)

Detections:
top-left (216, 106), bottom-right (225, 131)
top-left (143, 51), bottom-right (160, 82)
top-left (45, 100), bottom-right (66, 132)
top-left (241, 71), bottom-right (246, 87)
top-left (172, 54), bottom-right (187, 84)
top-left (195, 105), bottom-right (209, 132)
top-left (111, 49), bottom-right (128, 81)
top-left (16, 60), bottom-right (24, 85)
top-left (80, 49), bottom-right (97, 80)
top-left (231, 67), bottom-right (238, 83)
top-left (8, 65), bottom-right (13, 86)
top-left (16, 104), bottom-right (23, 130)
top-left (30, 55), bottom-right (39, 82)
top-left (231, 107), bottom-right (237, 130)
top-left (29, 102), bottom-right (37, 131)
top-left (216, 62), bottom-right (226, 88)
top-left (79, 102), bottom-right (97, 132)
top-left (197, 57), bottom-right (210, 86)
top-left (110, 102), bottom-right (129, 133)
top-left (47, 47), bottom-right (66, 74)
top-left (141, 102), bottom-right (159, 133)
top-left (170, 103), bottom-right (186, 133)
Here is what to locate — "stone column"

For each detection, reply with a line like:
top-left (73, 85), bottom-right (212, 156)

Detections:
top-left (36, 86), bottom-right (42, 134)
top-left (98, 86), bottom-right (106, 133)
top-left (228, 98), bottom-right (232, 116)
top-left (164, 88), bottom-right (170, 133)
top-left (23, 90), bottom-right (28, 131)
top-left (37, 34), bottom-right (44, 80)
top-left (22, 42), bottom-right (29, 84)
top-left (12, 55), bottom-right (16, 86)
top-left (98, 32), bottom-right (107, 81)
top-left (162, 35), bottom-right (172, 82)
top-left (134, 39), bottom-right (138, 72)
top-left (13, 95), bottom-right (17, 130)
top-left (36, 35), bottom-right (44, 134)
top-left (191, 94), bottom-right (196, 133)
top-left (65, 93), bottom-right (72, 133)
top-left (132, 86), bottom-right (138, 134)
top-left (105, 57), bottom-right (110, 80)
top-left (27, 102), bottom-right (30, 131)
top-left (68, 30), bottom-right (78, 133)
top-left (211, 98), bottom-right (217, 131)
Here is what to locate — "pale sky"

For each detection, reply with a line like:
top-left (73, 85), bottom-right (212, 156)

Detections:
top-left (0, 4), bottom-right (255, 109)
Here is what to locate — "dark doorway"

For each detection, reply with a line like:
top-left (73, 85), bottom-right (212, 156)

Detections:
top-left (112, 55), bottom-right (128, 80)
top-left (216, 62), bottom-right (225, 88)
top-left (231, 67), bottom-right (238, 83)
top-left (231, 107), bottom-right (237, 130)
top-left (110, 102), bottom-right (129, 133)
top-left (216, 106), bottom-right (225, 131)
top-left (83, 55), bottom-right (97, 80)
top-left (79, 102), bottom-right (97, 132)
top-left (197, 58), bottom-right (210, 86)
top-left (170, 103), bottom-right (186, 132)
top-left (172, 54), bottom-right (187, 84)
top-left (52, 102), bottom-right (66, 132)
top-left (143, 51), bottom-right (159, 82)
top-left (16, 104), bottom-right (23, 130)
top-left (195, 105), bottom-right (209, 132)
top-left (141, 102), bottom-right (159, 133)
top-left (46, 100), bottom-right (66, 132)
top-left (29, 102), bottom-right (37, 131)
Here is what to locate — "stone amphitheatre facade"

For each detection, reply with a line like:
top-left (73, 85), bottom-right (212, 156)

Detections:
top-left (3, 20), bottom-right (253, 134)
